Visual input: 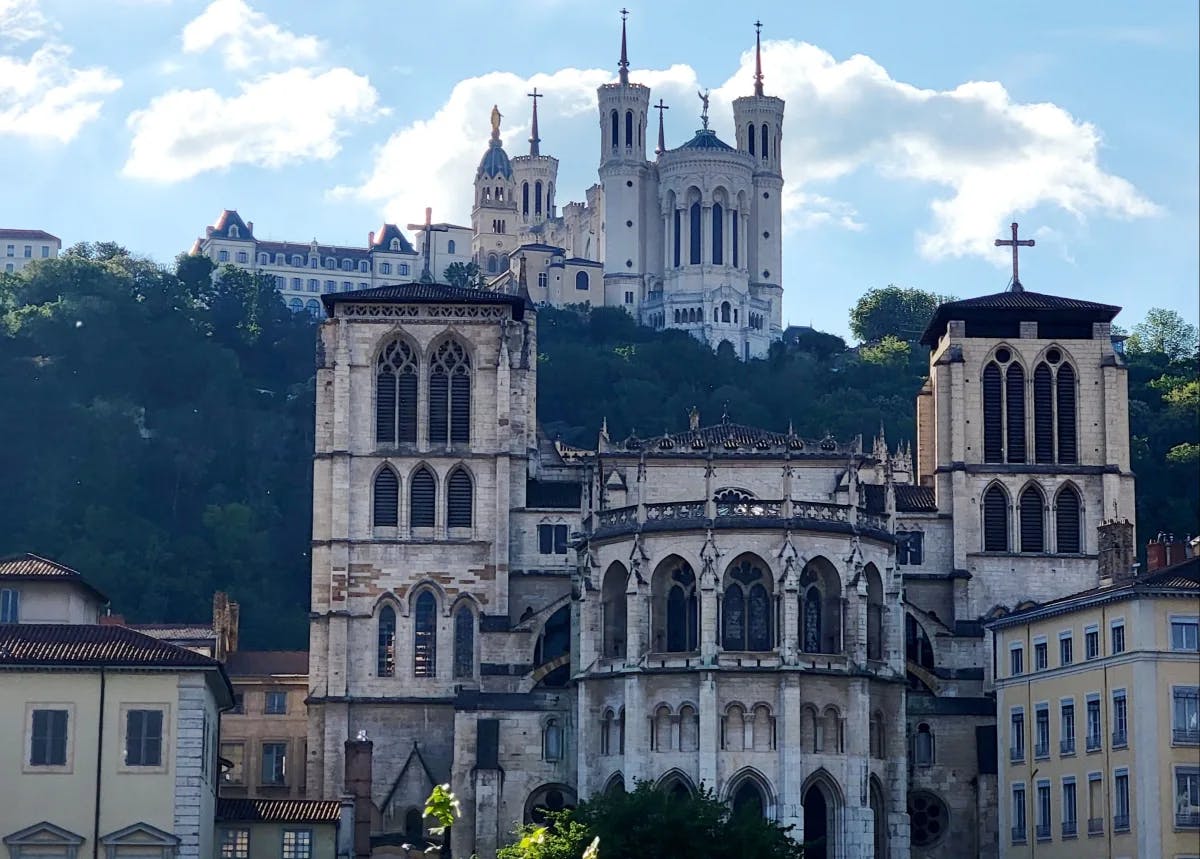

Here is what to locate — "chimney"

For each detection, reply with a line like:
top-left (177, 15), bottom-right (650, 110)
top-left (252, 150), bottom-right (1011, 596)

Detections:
top-left (1166, 537), bottom-right (1188, 568)
top-left (368, 231), bottom-right (375, 247)
top-left (1147, 533), bottom-right (1171, 572)
top-left (344, 737), bottom-right (373, 859)
top-left (1098, 520), bottom-right (1135, 584)
top-left (246, 221), bottom-right (253, 234)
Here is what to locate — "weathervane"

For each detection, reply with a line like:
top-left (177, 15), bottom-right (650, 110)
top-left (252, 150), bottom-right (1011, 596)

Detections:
top-left (994, 221), bottom-right (1035, 292)
top-left (698, 89), bottom-right (710, 130)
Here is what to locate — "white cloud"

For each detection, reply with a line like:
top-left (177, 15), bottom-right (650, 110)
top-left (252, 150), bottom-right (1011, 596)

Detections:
top-left (182, 0), bottom-right (321, 71)
top-left (0, 24), bottom-right (121, 143)
top-left (340, 40), bottom-right (1156, 265)
top-left (123, 67), bottom-right (378, 181)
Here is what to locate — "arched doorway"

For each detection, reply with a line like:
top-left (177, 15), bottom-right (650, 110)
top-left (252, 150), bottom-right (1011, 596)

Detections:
top-left (802, 782), bottom-right (833, 859)
top-left (731, 781), bottom-right (765, 819)
top-left (869, 777), bottom-right (887, 858)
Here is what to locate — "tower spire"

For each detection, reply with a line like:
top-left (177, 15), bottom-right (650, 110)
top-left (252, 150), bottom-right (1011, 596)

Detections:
top-left (654, 99), bottom-right (669, 155)
top-left (754, 20), bottom-right (764, 96)
top-left (527, 87), bottom-right (542, 156)
top-left (618, 8), bottom-right (630, 85)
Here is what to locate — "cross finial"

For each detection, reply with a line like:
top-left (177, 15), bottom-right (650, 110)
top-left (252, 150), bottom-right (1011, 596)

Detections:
top-left (754, 20), bottom-right (764, 96)
top-left (407, 207), bottom-right (448, 283)
top-left (654, 98), bottom-right (669, 155)
top-left (527, 87), bottom-right (543, 156)
top-left (994, 221), bottom-right (1035, 292)
top-left (618, 9), bottom-right (630, 85)
top-left (698, 88), bottom-right (710, 130)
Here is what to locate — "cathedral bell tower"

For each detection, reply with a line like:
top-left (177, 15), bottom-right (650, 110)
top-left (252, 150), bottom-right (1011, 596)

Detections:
top-left (598, 9), bottom-right (652, 313)
top-left (471, 105), bottom-right (519, 278)
top-left (732, 22), bottom-right (785, 334)
top-left (510, 89), bottom-right (560, 229)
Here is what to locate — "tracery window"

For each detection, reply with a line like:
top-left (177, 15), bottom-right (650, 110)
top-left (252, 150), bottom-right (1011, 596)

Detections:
top-left (373, 467), bottom-right (399, 527)
top-left (1034, 349), bottom-right (1078, 464)
top-left (665, 563), bottom-right (699, 652)
top-left (983, 348), bottom-right (1027, 463)
top-left (413, 591), bottom-right (437, 677)
top-left (447, 468), bottom-right (472, 528)
top-left (429, 340), bottom-right (471, 445)
top-left (453, 604), bottom-right (474, 678)
top-left (376, 339), bottom-right (417, 445)
top-left (377, 606), bottom-right (396, 677)
top-left (410, 467), bottom-right (435, 529)
top-left (722, 560), bottom-right (771, 651)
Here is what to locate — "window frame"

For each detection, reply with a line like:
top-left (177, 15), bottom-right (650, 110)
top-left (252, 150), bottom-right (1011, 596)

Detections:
top-left (260, 740), bottom-right (289, 786)
top-left (221, 740), bottom-right (245, 785)
top-left (1059, 630), bottom-right (1074, 666)
top-left (1172, 685), bottom-right (1200, 745)
top-left (219, 827), bottom-right (251, 859)
top-left (281, 828), bottom-right (313, 859)
top-left (1033, 637), bottom-right (1048, 671)
top-left (25, 703), bottom-right (74, 773)
top-left (1109, 618), bottom-right (1125, 655)
top-left (1170, 616), bottom-right (1199, 652)
top-left (0, 586), bottom-right (19, 622)
top-left (1084, 625), bottom-right (1100, 660)
top-left (1010, 643), bottom-right (1024, 677)
top-left (120, 704), bottom-right (168, 772)
top-left (264, 690), bottom-right (288, 715)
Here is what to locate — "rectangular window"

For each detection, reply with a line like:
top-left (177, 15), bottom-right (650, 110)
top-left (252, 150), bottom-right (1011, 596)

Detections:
top-left (399, 263), bottom-right (409, 275)
top-left (23, 244), bottom-right (32, 257)
top-left (220, 829), bottom-right (250, 859)
top-left (1176, 767), bottom-right (1200, 828)
top-left (380, 262), bottom-right (391, 274)
top-left (261, 742), bottom-right (287, 785)
top-left (1011, 784), bottom-right (1027, 843)
top-left (1059, 632), bottom-right (1073, 666)
top-left (1174, 686), bottom-right (1200, 744)
top-left (1062, 778), bottom-right (1077, 837)
top-left (1085, 625), bottom-right (1099, 660)
top-left (1172, 618), bottom-right (1199, 651)
top-left (0, 587), bottom-right (19, 622)
top-left (324, 280), bottom-right (335, 292)
top-left (1086, 696), bottom-right (1102, 751)
top-left (538, 523), bottom-right (553, 555)
top-left (265, 691), bottom-right (287, 715)
top-left (1010, 645), bottom-right (1024, 676)
top-left (1011, 709), bottom-right (1025, 762)
top-left (1034, 640), bottom-right (1048, 671)
top-left (218, 250), bottom-right (229, 262)
top-left (1112, 691), bottom-right (1127, 747)
top-left (308, 278), bottom-right (319, 292)
top-left (6, 244), bottom-right (14, 256)
top-left (274, 275), bottom-right (286, 289)
top-left (236, 251), bottom-right (248, 263)
top-left (624, 290), bottom-right (634, 304)
top-left (30, 708), bottom-right (68, 766)
top-left (221, 741), bottom-right (244, 784)
top-left (282, 829), bottom-right (312, 859)
top-left (1036, 780), bottom-right (1051, 841)
top-left (124, 709), bottom-right (163, 767)
top-left (897, 531), bottom-right (924, 565)
top-left (1113, 770), bottom-right (1130, 831)
top-left (554, 524), bottom-right (568, 554)
top-left (1087, 773), bottom-right (1103, 835)
top-left (291, 277), bottom-right (302, 290)
top-left (1060, 700), bottom-right (1076, 755)
top-left (1035, 706), bottom-right (1050, 758)
top-left (342, 281), bottom-right (351, 292)
top-left (41, 245), bottom-right (49, 258)
top-left (230, 693), bottom-right (244, 714)
top-left (1110, 620), bottom-right (1125, 654)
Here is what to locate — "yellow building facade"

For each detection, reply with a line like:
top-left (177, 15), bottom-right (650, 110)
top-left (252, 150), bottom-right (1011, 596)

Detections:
top-left (989, 551), bottom-right (1200, 859)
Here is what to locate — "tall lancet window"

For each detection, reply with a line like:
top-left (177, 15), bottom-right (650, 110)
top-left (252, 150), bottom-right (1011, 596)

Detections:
top-left (1055, 485), bottom-right (1082, 553)
top-left (665, 563), bottom-right (699, 653)
top-left (983, 484), bottom-right (1010, 552)
top-left (453, 605), bottom-right (474, 678)
top-left (429, 339), bottom-right (471, 445)
top-left (625, 110), bottom-right (634, 147)
top-left (535, 181), bottom-right (543, 216)
top-left (803, 588), bottom-right (822, 653)
top-left (522, 182), bottom-right (530, 217)
top-left (711, 203), bottom-right (724, 265)
top-left (983, 348), bottom-right (1027, 463)
top-left (747, 123), bottom-right (756, 156)
top-left (611, 111), bottom-right (619, 147)
top-left (732, 210), bottom-right (739, 268)
top-left (373, 467), bottom-right (399, 527)
top-left (689, 203), bottom-right (701, 264)
top-left (1056, 363), bottom-right (1077, 463)
top-left (1019, 485), bottom-right (1045, 553)
top-left (761, 123), bottom-right (769, 160)
top-left (376, 339), bottom-right (417, 445)
top-left (673, 210), bottom-right (681, 267)
top-left (377, 606), bottom-right (396, 677)
top-left (413, 591), bottom-right (437, 677)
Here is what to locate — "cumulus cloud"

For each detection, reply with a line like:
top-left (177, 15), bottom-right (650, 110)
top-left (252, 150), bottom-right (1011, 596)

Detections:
top-left (124, 67), bottom-right (378, 181)
top-left (341, 40), bottom-right (1156, 265)
top-left (0, 1), bottom-right (121, 142)
top-left (182, 0), bottom-right (321, 70)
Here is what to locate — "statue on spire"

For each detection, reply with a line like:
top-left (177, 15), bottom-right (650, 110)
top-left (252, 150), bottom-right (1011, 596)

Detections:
top-left (489, 105), bottom-right (502, 141)
top-left (698, 89), bottom-right (710, 130)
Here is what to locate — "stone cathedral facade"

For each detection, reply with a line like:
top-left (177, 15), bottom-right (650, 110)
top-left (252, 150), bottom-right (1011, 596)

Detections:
top-left (304, 267), bottom-right (1135, 858)
top-left (470, 17), bottom-right (784, 360)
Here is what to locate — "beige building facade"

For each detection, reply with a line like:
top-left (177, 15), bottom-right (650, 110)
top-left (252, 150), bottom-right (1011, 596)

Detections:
top-left (1, 229), bottom-right (60, 275)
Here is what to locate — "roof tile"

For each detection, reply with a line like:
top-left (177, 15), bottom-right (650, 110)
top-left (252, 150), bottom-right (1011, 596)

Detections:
top-left (0, 624), bottom-right (221, 669)
top-left (216, 798), bottom-right (341, 823)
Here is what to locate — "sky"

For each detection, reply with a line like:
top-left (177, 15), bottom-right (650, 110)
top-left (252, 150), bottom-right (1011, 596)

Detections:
top-left (2, 0), bottom-right (1197, 340)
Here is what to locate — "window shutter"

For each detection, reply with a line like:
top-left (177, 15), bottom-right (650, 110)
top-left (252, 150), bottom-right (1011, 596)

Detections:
top-left (1034, 363), bottom-right (1054, 463)
top-left (397, 372), bottom-right (417, 443)
top-left (1019, 487), bottom-right (1044, 553)
top-left (410, 469), bottom-right (435, 528)
top-left (1056, 364), bottom-right (1077, 463)
top-left (376, 371), bottom-right (396, 444)
top-left (429, 373), bottom-right (449, 444)
top-left (1005, 363), bottom-right (1026, 463)
top-left (983, 363), bottom-right (1003, 463)
top-left (1056, 487), bottom-right (1081, 553)
top-left (373, 468), bottom-right (399, 527)
top-left (983, 486), bottom-right (1009, 552)
top-left (450, 373), bottom-right (471, 444)
top-left (447, 470), bottom-right (472, 528)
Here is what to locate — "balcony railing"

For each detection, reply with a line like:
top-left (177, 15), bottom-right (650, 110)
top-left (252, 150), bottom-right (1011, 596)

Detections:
top-left (1086, 734), bottom-right (1102, 752)
top-left (1113, 814), bottom-right (1130, 832)
top-left (1035, 823), bottom-right (1051, 841)
top-left (1060, 738), bottom-right (1076, 755)
top-left (1176, 812), bottom-right (1200, 828)
top-left (1062, 819), bottom-right (1077, 837)
top-left (1010, 746), bottom-right (1025, 763)
top-left (1173, 728), bottom-right (1200, 745)
top-left (1034, 741), bottom-right (1050, 759)
top-left (1011, 826), bottom-right (1027, 844)
top-left (1087, 817), bottom-right (1103, 836)
top-left (1112, 729), bottom-right (1128, 747)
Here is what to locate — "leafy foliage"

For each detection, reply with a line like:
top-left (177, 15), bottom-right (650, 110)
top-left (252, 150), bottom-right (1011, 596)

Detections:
top-left (848, 285), bottom-right (952, 343)
top-left (443, 261), bottom-right (484, 289)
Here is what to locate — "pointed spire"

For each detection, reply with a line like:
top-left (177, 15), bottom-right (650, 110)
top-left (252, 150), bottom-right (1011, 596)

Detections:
top-left (527, 88), bottom-right (543, 156)
top-left (654, 99), bottom-right (669, 155)
top-left (753, 20), bottom-right (764, 96)
top-left (618, 8), bottom-right (630, 85)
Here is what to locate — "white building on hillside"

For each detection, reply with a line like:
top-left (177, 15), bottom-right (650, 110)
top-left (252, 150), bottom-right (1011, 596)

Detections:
top-left (2, 229), bottom-right (61, 274)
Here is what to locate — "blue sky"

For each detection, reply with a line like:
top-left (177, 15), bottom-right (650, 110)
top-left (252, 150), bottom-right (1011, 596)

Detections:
top-left (3, 0), bottom-right (1197, 339)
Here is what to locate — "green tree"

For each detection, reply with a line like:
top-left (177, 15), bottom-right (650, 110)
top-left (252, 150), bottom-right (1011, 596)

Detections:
top-left (849, 285), bottom-right (950, 344)
top-left (444, 261), bottom-right (483, 289)
top-left (1126, 308), bottom-right (1199, 362)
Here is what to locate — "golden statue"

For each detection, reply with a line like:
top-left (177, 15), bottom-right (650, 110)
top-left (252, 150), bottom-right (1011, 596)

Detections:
top-left (490, 105), bottom-right (502, 139)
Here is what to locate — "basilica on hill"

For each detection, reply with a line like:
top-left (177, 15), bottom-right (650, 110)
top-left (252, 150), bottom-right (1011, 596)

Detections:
top-left (472, 14), bottom-right (784, 360)
top-left (302, 14), bottom-right (1138, 859)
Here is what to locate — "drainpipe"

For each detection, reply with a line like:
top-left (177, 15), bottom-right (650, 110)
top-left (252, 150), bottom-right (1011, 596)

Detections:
top-left (93, 667), bottom-right (106, 859)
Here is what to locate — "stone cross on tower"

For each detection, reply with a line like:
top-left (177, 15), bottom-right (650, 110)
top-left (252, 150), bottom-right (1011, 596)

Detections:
top-left (698, 89), bottom-right (710, 130)
top-left (654, 99), bottom-right (669, 155)
top-left (618, 8), bottom-right (630, 85)
top-left (754, 20), bottom-right (764, 96)
top-left (994, 221), bottom-right (1035, 292)
top-left (407, 207), bottom-right (447, 284)
top-left (527, 87), bottom-right (542, 156)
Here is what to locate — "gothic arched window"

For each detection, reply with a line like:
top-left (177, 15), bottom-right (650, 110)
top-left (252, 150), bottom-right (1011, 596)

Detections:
top-left (664, 563), bottom-right (698, 652)
top-left (429, 339), bottom-right (471, 445)
top-left (983, 361), bottom-right (1004, 462)
top-left (535, 180), bottom-right (543, 216)
top-left (1005, 362), bottom-right (1026, 463)
top-left (413, 590), bottom-right (437, 677)
top-left (747, 122), bottom-right (756, 156)
top-left (610, 110), bottom-right (619, 147)
top-left (914, 722), bottom-right (934, 766)
top-left (575, 271), bottom-right (589, 291)
top-left (1034, 363), bottom-right (1054, 463)
top-left (453, 604), bottom-right (474, 678)
top-left (732, 210), bottom-right (739, 268)
top-left (723, 584), bottom-right (745, 650)
top-left (625, 110), bottom-right (634, 147)
top-left (803, 587), bottom-right (822, 653)
top-left (1056, 362), bottom-right (1077, 463)
top-left (723, 559), bottom-right (771, 651)
top-left (487, 253), bottom-right (498, 273)
top-left (1055, 485), bottom-right (1082, 553)
top-left (601, 565), bottom-right (628, 658)
top-left (522, 182), bottom-right (530, 216)
top-left (760, 123), bottom-right (769, 160)
top-left (983, 349), bottom-right (1027, 463)
top-left (1019, 485), bottom-right (1045, 553)
top-left (982, 484), bottom-right (1009, 552)
top-left (712, 203), bottom-right (724, 265)
top-left (447, 239), bottom-right (455, 254)
top-left (721, 301), bottom-right (731, 324)
top-left (404, 809), bottom-right (423, 845)
top-left (409, 467), bottom-right (435, 529)
top-left (689, 203), bottom-right (701, 264)
top-left (377, 339), bottom-right (417, 445)
top-left (373, 466), bottom-right (399, 527)
top-left (732, 780), bottom-right (765, 819)
top-left (674, 309), bottom-right (680, 324)
top-left (543, 719), bottom-right (563, 761)
top-left (447, 468), bottom-right (472, 528)
top-left (673, 209), bottom-right (681, 267)
top-left (377, 605), bottom-right (396, 677)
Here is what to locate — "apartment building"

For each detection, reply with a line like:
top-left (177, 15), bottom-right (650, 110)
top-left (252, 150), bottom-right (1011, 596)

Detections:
top-left (1, 229), bottom-right (61, 274)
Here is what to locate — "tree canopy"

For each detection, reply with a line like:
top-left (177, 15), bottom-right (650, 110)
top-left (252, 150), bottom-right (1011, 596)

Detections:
top-left (848, 285), bottom-right (952, 344)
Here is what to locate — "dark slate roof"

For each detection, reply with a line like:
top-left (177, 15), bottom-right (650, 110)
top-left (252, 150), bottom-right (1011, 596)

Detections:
top-left (321, 281), bottom-right (529, 319)
top-left (0, 623), bottom-right (223, 669)
top-left (224, 650), bottom-right (309, 676)
top-left (921, 289), bottom-right (1121, 345)
top-left (0, 553), bottom-right (109, 602)
top-left (862, 484), bottom-right (938, 513)
top-left (675, 129), bottom-right (736, 151)
top-left (129, 624), bottom-right (216, 642)
top-left (216, 798), bottom-right (340, 824)
top-left (477, 139), bottom-right (513, 179)
top-left (208, 209), bottom-right (253, 239)
top-left (370, 224), bottom-right (416, 254)
top-left (0, 229), bottom-right (59, 241)
top-left (614, 422), bottom-right (858, 456)
top-left (526, 479), bottom-right (581, 510)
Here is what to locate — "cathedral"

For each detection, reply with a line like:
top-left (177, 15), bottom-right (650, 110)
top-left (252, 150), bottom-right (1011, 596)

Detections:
top-left (470, 16), bottom-right (783, 360)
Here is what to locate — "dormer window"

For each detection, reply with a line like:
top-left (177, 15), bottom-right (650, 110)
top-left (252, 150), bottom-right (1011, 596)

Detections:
top-left (390, 238), bottom-right (400, 251)
top-left (228, 225), bottom-right (239, 238)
